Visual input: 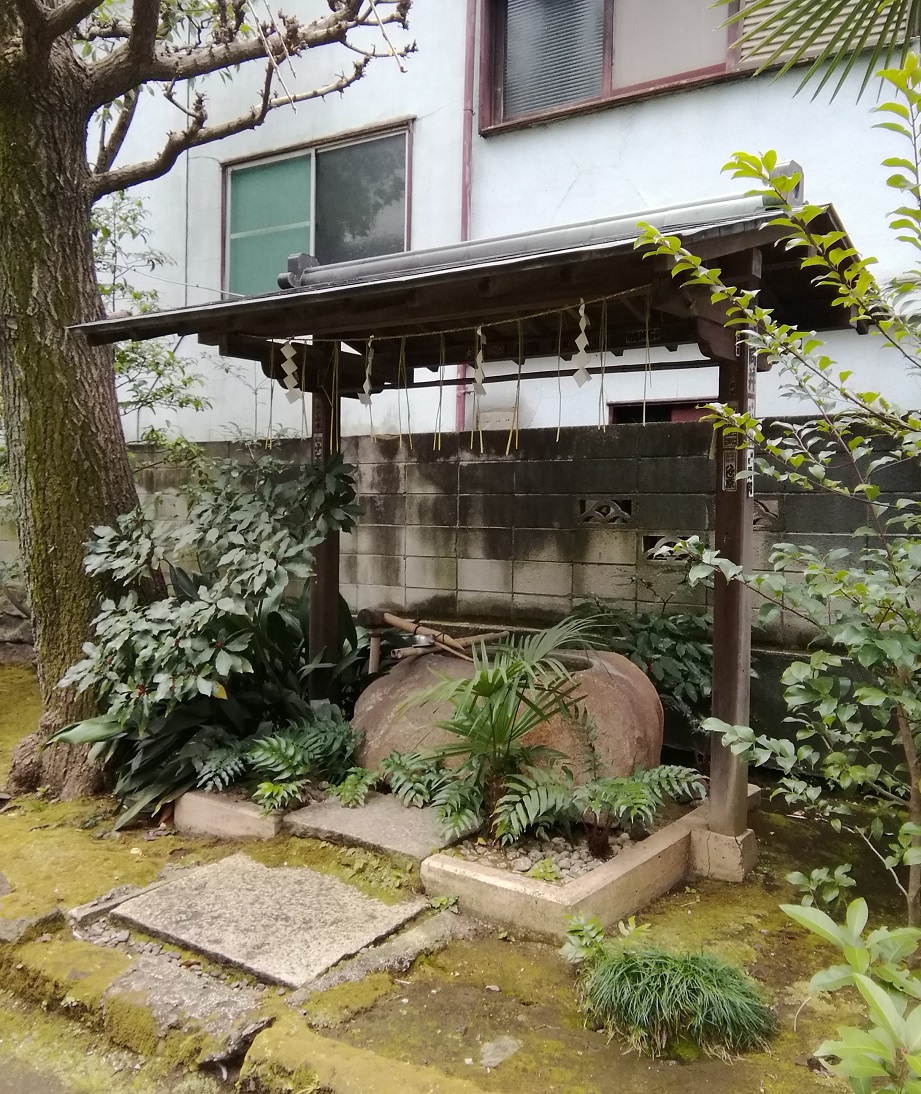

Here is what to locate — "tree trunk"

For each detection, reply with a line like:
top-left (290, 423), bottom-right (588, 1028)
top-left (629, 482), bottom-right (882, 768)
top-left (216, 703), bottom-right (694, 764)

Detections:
top-left (0, 24), bottom-right (140, 797)
top-left (896, 705), bottom-right (921, 927)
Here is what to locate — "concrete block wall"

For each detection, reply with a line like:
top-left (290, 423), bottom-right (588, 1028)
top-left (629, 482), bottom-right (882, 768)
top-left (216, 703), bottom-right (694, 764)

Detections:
top-left (340, 422), bottom-right (921, 645)
top-left (3, 425), bottom-right (917, 652)
top-left (341, 425), bottom-right (717, 627)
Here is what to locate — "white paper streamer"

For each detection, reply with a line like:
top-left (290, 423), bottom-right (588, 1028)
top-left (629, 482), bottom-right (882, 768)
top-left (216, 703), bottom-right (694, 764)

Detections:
top-left (279, 341), bottom-right (303, 401)
top-left (474, 326), bottom-right (486, 397)
top-left (572, 300), bottom-right (591, 387)
top-left (359, 336), bottom-right (375, 406)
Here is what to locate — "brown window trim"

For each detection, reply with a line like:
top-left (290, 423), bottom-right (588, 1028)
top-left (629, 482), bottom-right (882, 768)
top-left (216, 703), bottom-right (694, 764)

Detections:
top-left (479, 0), bottom-right (757, 135)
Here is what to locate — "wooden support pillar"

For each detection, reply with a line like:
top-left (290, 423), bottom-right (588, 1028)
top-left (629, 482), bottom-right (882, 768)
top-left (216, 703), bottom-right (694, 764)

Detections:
top-left (708, 337), bottom-right (756, 837)
top-left (309, 390), bottom-right (340, 700)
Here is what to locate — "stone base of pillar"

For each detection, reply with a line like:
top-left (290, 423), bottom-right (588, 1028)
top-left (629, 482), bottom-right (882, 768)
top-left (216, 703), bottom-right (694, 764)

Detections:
top-left (689, 828), bottom-right (758, 883)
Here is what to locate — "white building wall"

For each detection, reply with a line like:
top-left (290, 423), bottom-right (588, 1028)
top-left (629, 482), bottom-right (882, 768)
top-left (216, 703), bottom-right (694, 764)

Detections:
top-left (118, 0), bottom-right (921, 442)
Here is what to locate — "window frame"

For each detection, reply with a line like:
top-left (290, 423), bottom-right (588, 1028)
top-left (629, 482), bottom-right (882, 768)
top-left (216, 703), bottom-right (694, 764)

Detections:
top-left (480, 0), bottom-right (746, 133)
top-left (221, 122), bottom-right (413, 297)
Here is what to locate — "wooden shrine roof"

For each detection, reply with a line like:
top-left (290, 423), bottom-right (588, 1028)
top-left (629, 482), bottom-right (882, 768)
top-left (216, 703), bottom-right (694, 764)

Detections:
top-left (72, 196), bottom-right (856, 398)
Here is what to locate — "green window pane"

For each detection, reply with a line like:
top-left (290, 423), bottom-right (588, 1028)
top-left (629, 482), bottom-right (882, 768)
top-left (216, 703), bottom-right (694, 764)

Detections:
top-left (229, 155), bottom-right (311, 236)
top-left (229, 224), bottom-right (310, 297)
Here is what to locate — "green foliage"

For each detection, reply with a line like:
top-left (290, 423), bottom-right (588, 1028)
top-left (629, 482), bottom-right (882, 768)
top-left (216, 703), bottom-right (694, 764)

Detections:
top-left (50, 452), bottom-right (365, 825)
top-left (329, 767), bottom-right (378, 808)
top-left (493, 766), bottom-right (577, 845)
top-left (564, 599), bottom-right (712, 730)
top-left (637, 57), bottom-right (921, 920)
top-left (378, 750), bottom-right (454, 807)
top-left (492, 765), bottom-right (706, 849)
top-left (561, 913), bottom-right (608, 964)
top-left (430, 774), bottom-right (484, 841)
top-left (528, 857), bottom-right (560, 882)
top-left (578, 947), bottom-right (775, 1058)
top-left (93, 191), bottom-right (207, 416)
top-left (407, 617), bottom-right (598, 835)
top-left (718, 0), bottom-right (918, 99)
top-left (784, 898), bottom-right (921, 1091)
top-left (787, 864), bottom-right (857, 910)
top-left (252, 779), bottom-right (307, 815)
top-left (194, 743), bottom-right (248, 792)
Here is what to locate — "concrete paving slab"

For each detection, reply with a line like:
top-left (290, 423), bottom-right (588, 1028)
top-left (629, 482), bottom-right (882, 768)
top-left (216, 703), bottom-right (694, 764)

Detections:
top-left (289, 910), bottom-right (485, 1004)
top-left (111, 853), bottom-right (427, 988)
top-left (285, 791), bottom-right (473, 861)
top-left (102, 956), bottom-right (269, 1064)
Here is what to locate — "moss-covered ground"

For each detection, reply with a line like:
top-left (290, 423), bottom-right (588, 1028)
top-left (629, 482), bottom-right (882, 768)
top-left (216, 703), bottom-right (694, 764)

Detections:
top-left (0, 664), bottom-right (905, 1093)
top-left (321, 810), bottom-right (874, 1093)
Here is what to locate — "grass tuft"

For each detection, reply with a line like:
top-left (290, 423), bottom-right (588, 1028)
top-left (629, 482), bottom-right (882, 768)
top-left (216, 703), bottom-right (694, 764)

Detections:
top-left (578, 946), bottom-right (775, 1058)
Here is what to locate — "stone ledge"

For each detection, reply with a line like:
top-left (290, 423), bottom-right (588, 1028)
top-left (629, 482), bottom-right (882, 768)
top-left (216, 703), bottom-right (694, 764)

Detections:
top-left (240, 1014), bottom-right (502, 1094)
top-left (174, 790), bottom-right (284, 840)
top-left (420, 786), bottom-right (761, 938)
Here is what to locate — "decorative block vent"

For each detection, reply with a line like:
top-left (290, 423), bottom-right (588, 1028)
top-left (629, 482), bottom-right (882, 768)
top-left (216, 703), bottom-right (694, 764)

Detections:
top-left (579, 498), bottom-right (633, 525)
top-left (753, 498), bottom-right (781, 531)
top-left (642, 534), bottom-right (691, 562)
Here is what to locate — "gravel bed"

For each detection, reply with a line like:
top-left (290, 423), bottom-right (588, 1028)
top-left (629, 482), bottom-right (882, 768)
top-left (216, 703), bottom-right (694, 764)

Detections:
top-left (449, 831), bottom-right (634, 884)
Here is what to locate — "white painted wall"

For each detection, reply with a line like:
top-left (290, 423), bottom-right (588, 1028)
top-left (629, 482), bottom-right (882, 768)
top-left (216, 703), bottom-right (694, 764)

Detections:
top-left (115, 0), bottom-right (921, 442)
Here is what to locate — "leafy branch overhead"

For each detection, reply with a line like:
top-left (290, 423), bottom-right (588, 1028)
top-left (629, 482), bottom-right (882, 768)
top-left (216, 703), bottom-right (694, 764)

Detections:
top-left (636, 54), bottom-right (921, 923)
top-left (13, 1), bottom-right (414, 201)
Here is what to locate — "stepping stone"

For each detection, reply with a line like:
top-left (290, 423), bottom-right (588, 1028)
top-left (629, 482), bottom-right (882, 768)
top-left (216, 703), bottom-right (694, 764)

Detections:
top-left (103, 956), bottom-right (269, 1063)
top-left (111, 853), bottom-right (427, 988)
top-left (285, 791), bottom-right (473, 862)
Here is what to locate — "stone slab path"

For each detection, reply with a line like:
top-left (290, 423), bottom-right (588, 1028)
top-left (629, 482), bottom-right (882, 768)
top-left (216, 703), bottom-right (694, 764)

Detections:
top-left (112, 853), bottom-right (427, 988)
top-left (286, 791), bottom-right (471, 861)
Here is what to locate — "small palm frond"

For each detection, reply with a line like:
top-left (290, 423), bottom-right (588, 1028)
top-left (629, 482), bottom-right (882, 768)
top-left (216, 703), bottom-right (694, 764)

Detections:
top-left (493, 767), bottom-right (577, 846)
top-left (722, 0), bottom-right (917, 99)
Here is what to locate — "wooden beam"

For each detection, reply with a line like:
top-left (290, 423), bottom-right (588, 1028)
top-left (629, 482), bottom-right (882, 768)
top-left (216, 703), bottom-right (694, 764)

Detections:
top-left (707, 330), bottom-right (756, 839)
top-left (308, 391), bottom-right (341, 701)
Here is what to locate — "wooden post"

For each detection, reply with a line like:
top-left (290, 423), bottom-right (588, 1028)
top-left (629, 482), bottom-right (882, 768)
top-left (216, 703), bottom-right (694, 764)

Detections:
top-left (309, 390), bottom-right (340, 700)
top-left (708, 338), bottom-right (756, 837)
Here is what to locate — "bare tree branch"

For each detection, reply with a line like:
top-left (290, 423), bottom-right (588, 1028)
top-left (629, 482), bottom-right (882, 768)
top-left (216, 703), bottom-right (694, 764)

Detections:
top-left (90, 57), bottom-right (381, 200)
top-left (76, 20), bottom-right (130, 43)
top-left (88, 2), bottom-right (409, 109)
top-left (94, 89), bottom-right (139, 175)
top-left (45, 0), bottom-right (103, 39)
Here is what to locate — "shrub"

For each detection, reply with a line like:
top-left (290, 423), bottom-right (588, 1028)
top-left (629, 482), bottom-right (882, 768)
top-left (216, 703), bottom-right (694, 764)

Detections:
top-left (579, 947), bottom-right (774, 1057)
top-left (565, 599), bottom-right (713, 733)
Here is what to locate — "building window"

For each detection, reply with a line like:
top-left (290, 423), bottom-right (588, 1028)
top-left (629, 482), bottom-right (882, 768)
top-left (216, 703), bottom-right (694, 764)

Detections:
top-left (485, 0), bottom-right (893, 128)
top-left (226, 130), bottom-right (408, 297)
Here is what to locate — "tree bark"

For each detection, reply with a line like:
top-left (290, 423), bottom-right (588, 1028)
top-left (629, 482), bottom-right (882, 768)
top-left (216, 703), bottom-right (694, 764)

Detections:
top-left (0, 20), bottom-right (140, 797)
top-left (896, 705), bottom-right (921, 927)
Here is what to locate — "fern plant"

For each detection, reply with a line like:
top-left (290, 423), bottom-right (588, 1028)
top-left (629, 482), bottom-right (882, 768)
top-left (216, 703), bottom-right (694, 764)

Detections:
top-left (430, 773), bottom-right (484, 840)
top-left (491, 765), bottom-right (706, 856)
top-left (252, 779), bottom-right (308, 814)
top-left (493, 766), bottom-right (577, 846)
top-left (193, 741), bottom-right (249, 792)
top-left (379, 750), bottom-right (455, 808)
top-left (329, 767), bottom-right (378, 807)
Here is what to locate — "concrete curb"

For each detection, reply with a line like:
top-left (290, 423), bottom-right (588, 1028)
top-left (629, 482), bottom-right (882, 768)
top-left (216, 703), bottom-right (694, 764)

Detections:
top-left (421, 786), bottom-right (762, 937)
